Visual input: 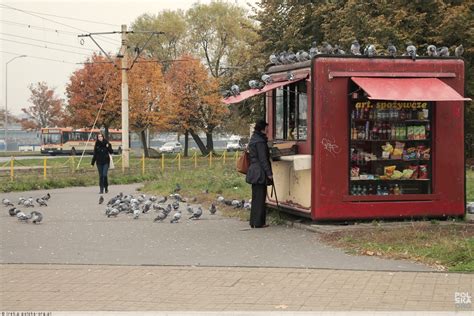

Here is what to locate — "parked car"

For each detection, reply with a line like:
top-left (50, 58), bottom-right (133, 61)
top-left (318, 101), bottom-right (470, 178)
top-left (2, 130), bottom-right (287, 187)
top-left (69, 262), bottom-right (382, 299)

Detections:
top-left (226, 138), bottom-right (243, 151)
top-left (159, 142), bottom-right (182, 153)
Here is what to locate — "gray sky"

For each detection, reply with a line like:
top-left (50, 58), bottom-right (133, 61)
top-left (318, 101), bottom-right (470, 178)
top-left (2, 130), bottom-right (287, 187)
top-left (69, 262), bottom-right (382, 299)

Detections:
top-left (0, 0), bottom-right (256, 116)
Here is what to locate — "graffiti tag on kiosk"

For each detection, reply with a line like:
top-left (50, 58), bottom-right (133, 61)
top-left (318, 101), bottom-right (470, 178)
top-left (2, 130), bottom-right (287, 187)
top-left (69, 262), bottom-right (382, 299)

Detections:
top-left (321, 137), bottom-right (341, 157)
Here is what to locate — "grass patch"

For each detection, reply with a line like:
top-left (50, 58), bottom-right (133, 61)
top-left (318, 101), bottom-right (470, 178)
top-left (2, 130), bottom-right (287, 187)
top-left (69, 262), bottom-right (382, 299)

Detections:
top-left (319, 223), bottom-right (474, 272)
top-left (467, 169), bottom-right (474, 201)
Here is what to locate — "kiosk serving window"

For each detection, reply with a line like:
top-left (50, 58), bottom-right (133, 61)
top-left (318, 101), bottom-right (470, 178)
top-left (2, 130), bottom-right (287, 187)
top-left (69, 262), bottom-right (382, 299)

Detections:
top-left (274, 81), bottom-right (307, 140)
top-left (349, 98), bottom-right (433, 196)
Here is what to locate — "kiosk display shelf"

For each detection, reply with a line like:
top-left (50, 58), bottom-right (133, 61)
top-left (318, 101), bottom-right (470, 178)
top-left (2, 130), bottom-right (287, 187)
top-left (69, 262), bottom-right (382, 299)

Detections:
top-left (349, 99), bottom-right (433, 196)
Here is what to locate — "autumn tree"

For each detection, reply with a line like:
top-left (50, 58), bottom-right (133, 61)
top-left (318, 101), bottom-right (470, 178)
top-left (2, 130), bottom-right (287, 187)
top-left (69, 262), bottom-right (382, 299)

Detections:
top-left (128, 58), bottom-right (176, 157)
top-left (20, 82), bottom-right (64, 130)
top-left (165, 55), bottom-right (227, 155)
top-left (128, 10), bottom-right (189, 69)
top-left (65, 54), bottom-right (121, 138)
top-left (0, 109), bottom-right (18, 128)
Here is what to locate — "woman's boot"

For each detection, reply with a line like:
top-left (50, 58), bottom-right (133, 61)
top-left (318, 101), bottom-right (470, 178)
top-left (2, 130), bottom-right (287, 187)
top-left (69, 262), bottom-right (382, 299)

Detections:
top-left (99, 176), bottom-right (104, 194)
top-left (104, 176), bottom-right (109, 193)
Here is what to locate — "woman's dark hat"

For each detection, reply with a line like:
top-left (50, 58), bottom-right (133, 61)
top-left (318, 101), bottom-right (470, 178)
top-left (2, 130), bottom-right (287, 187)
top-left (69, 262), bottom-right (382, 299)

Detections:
top-left (254, 119), bottom-right (268, 131)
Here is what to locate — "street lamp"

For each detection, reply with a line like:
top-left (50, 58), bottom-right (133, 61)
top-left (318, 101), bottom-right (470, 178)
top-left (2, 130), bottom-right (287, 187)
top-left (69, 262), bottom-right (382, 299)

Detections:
top-left (4, 54), bottom-right (27, 151)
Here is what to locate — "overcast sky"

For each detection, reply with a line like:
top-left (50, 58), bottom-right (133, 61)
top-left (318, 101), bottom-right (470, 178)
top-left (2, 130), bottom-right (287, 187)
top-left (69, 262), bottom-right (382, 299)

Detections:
top-left (0, 0), bottom-right (256, 116)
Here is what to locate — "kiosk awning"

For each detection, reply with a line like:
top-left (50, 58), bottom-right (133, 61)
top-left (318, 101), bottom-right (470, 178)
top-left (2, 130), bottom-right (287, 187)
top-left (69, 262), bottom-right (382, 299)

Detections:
top-left (222, 76), bottom-right (307, 105)
top-left (351, 77), bottom-right (471, 102)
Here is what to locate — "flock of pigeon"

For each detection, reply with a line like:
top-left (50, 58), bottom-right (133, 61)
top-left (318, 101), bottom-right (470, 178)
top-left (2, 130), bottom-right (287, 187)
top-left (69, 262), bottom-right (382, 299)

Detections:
top-left (101, 184), bottom-right (251, 223)
top-left (2, 193), bottom-right (49, 224)
top-left (225, 40), bottom-right (465, 97)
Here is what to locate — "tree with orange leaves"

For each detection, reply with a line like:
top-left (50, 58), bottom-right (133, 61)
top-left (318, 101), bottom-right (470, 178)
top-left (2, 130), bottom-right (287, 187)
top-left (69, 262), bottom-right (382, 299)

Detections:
top-left (128, 58), bottom-right (175, 157)
top-left (165, 54), bottom-right (227, 155)
top-left (65, 54), bottom-right (121, 139)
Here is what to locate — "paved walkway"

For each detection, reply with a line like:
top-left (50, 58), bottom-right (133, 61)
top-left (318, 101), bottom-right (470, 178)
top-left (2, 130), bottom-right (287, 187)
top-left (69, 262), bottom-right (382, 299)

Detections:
top-left (1, 264), bottom-right (472, 311)
top-left (1, 185), bottom-right (472, 312)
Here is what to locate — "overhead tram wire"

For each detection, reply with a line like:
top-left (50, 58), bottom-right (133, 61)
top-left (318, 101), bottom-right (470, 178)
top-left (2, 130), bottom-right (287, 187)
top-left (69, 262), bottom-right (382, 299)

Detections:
top-left (0, 32), bottom-right (97, 52)
top-left (0, 38), bottom-right (91, 56)
top-left (0, 4), bottom-right (120, 46)
top-left (0, 50), bottom-right (76, 64)
top-left (0, 5), bottom-right (120, 27)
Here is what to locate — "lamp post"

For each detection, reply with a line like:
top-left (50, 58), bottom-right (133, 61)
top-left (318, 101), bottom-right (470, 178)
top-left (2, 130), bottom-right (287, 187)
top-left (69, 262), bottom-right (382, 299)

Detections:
top-left (4, 55), bottom-right (26, 150)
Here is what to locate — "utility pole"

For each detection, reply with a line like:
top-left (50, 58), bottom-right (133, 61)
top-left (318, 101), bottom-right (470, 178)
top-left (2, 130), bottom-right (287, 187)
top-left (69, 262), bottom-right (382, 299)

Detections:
top-left (4, 55), bottom-right (26, 149)
top-left (78, 27), bottom-right (163, 169)
top-left (120, 24), bottom-right (130, 168)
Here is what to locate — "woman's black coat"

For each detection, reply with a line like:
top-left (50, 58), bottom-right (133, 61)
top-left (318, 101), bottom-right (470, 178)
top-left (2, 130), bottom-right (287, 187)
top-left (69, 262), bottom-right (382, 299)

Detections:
top-left (91, 140), bottom-right (113, 165)
top-left (245, 130), bottom-right (273, 185)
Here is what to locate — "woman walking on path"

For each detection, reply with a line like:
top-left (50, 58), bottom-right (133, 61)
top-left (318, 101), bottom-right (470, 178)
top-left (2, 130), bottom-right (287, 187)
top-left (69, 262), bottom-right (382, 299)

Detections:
top-left (246, 119), bottom-right (273, 228)
top-left (91, 133), bottom-right (113, 194)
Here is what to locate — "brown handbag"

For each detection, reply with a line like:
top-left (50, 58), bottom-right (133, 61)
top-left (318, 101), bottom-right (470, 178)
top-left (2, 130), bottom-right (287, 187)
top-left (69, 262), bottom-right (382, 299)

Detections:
top-left (236, 150), bottom-right (250, 174)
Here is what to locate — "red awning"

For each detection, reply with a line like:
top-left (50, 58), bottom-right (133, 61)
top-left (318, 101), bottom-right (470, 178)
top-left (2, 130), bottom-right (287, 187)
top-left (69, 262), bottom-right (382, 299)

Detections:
top-left (352, 77), bottom-right (471, 102)
top-left (222, 76), bottom-right (307, 104)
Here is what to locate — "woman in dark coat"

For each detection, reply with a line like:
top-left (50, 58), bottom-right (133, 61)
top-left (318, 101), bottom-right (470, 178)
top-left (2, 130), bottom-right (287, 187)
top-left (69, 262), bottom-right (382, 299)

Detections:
top-left (91, 133), bottom-right (113, 194)
top-left (246, 119), bottom-right (273, 228)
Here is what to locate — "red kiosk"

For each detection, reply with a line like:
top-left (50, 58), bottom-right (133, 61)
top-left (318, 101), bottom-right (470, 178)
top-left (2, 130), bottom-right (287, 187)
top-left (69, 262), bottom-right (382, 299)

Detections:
top-left (224, 56), bottom-right (471, 220)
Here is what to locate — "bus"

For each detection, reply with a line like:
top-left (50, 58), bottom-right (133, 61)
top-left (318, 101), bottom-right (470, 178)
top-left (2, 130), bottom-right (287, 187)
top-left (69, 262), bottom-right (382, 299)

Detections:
top-left (41, 127), bottom-right (122, 155)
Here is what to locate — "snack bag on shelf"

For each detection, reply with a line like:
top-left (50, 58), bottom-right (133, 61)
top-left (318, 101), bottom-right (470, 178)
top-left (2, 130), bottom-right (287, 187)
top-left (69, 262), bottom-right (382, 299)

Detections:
top-left (381, 142), bottom-right (393, 159)
top-left (351, 166), bottom-right (360, 178)
top-left (409, 165), bottom-right (419, 179)
top-left (422, 147), bottom-right (431, 160)
top-left (418, 165), bottom-right (428, 179)
top-left (391, 142), bottom-right (405, 159)
top-left (407, 126), bottom-right (414, 140)
top-left (384, 165), bottom-right (396, 177)
top-left (401, 168), bottom-right (415, 179)
top-left (404, 147), bottom-right (417, 160)
top-left (391, 170), bottom-right (403, 179)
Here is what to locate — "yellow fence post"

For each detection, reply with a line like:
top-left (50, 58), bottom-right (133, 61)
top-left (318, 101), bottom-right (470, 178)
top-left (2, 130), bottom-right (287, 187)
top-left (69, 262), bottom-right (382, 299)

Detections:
top-left (43, 158), bottom-right (47, 180)
top-left (194, 151), bottom-right (197, 168)
top-left (10, 156), bottom-right (14, 182)
top-left (71, 156), bottom-right (75, 173)
top-left (223, 150), bottom-right (226, 165)
top-left (209, 151), bottom-right (212, 168)
top-left (178, 153), bottom-right (181, 171)
top-left (161, 153), bottom-right (164, 172)
top-left (142, 153), bottom-right (145, 175)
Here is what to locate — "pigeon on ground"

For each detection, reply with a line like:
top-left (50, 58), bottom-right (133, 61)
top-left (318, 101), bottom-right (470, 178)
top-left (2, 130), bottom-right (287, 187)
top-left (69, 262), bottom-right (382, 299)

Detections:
top-left (223, 199), bottom-right (233, 206)
top-left (230, 84), bottom-right (240, 97)
top-left (209, 203), bottom-right (217, 215)
top-left (18, 197), bottom-right (26, 205)
top-left (164, 204), bottom-right (173, 215)
top-left (170, 211), bottom-right (181, 223)
top-left (278, 51), bottom-right (289, 64)
top-left (387, 43), bottom-right (397, 57)
top-left (172, 200), bottom-right (180, 210)
top-left (467, 202), bottom-right (474, 214)
top-left (405, 44), bottom-right (417, 60)
top-left (137, 194), bottom-right (146, 203)
top-left (99, 196), bottom-right (104, 205)
top-left (309, 41), bottom-right (318, 58)
top-left (41, 193), bottom-right (51, 201)
top-left (186, 204), bottom-right (194, 214)
top-left (170, 193), bottom-right (184, 202)
top-left (36, 198), bottom-right (47, 207)
top-left (30, 211), bottom-right (43, 224)
top-left (350, 40), bottom-right (361, 55)
top-left (154, 212), bottom-right (167, 222)
top-left (455, 44), bottom-right (464, 57)
top-left (243, 201), bottom-right (251, 209)
top-left (261, 74), bottom-right (272, 84)
top-left (189, 207), bottom-right (203, 220)
top-left (107, 193), bottom-right (122, 206)
top-left (142, 200), bottom-right (152, 213)
top-left (133, 208), bottom-right (140, 219)
top-left (2, 198), bottom-right (14, 207)
top-left (174, 183), bottom-right (181, 193)
top-left (149, 195), bottom-right (157, 202)
top-left (16, 211), bottom-right (30, 222)
top-left (157, 196), bottom-right (167, 204)
top-left (23, 198), bottom-right (34, 208)
top-left (107, 208), bottom-right (119, 218)
top-left (8, 207), bottom-right (20, 217)
top-left (217, 196), bottom-right (225, 203)
top-left (427, 45), bottom-right (437, 57)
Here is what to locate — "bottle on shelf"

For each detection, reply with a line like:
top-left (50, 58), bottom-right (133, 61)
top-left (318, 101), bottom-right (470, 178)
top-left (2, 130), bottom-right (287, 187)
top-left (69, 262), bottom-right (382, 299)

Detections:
top-left (394, 184), bottom-right (401, 195)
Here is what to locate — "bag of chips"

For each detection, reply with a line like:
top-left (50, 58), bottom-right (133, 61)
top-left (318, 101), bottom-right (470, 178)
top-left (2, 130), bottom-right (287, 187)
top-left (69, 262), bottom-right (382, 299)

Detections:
top-left (418, 165), bottom-right (428, 179)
